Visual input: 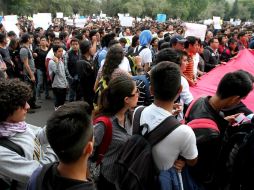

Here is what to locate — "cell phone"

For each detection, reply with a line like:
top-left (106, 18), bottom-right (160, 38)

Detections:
top-left (234, 113), bottom-right (246, 124)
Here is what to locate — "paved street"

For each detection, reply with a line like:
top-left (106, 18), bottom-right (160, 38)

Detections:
top-left (26, 94), bottom-right (55, 127)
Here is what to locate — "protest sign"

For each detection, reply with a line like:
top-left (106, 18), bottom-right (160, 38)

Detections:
top-left (2, 15), bottom-right (19, 36)
top-left (213, 16), bottom-right (222, 29)
top-left (56, 12), bottom-right (63, 19)
top-left (120, 16), bottom-right (133, 27)
top-left (34, 13), bottom-right (52, 30)
top-left (184, 23), bottom-right (207, 41)
top-left (66, 19), bottom-right (74, 26)
top-left (157, 14), bottom-right (166, 23)
top-left (75, 18), bottom-right (87, 28)
top-left (204, 19), bottom-right (213, 25)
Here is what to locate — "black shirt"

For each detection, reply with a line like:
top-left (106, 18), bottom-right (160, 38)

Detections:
top-left (34, 48), bottom-right (48, 71)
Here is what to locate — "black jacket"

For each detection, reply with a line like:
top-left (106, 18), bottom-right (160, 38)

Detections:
top-left (203, 46), bottom-right (220, 72)
top-left (27, 162), bottom-right (95, 190)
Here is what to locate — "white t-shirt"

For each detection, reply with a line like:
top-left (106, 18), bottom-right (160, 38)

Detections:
top-left (193, 53), bottom-right (200, 78)
top-left (135, 46), bottom-right (152, 66)
top-left (180, 76), bottom-right (193, 105)
top-left (99, 56), bottom-right (131, 73)
top-left (177, 76), bottom-right (194, 121)
top-left (136, 104), bottom-right (198, 170)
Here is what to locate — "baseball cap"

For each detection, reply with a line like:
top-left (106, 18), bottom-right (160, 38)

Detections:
top-left (170, 35), bottom-right (186, 45)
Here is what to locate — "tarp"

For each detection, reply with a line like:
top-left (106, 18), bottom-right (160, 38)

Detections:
top-left (190, 49), bottom-right (254, 111)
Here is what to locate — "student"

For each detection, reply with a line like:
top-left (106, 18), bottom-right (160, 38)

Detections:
top-left (48, 44), bottom-right (68, 110)
top-left (134, 61), bottom-right (198, 180)
top-left (27, 101), bottom-right (95, 190)
top-left (0, 79), bottom-right (57, 190)
top-left (185, 70), bottom-right (253, 189)
top-left (93, 75), bottom-right (139, 190)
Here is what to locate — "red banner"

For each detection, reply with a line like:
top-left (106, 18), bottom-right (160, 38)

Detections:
top-left (190, 49), bottom-right (254, 111)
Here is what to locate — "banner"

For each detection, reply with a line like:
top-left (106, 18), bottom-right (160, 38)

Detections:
top-left (184, 23), bottom-right (207, 41)
top-left (157, 14), bottom-right (166, 23)
top-left (190, 49), bottom-right (254, 111)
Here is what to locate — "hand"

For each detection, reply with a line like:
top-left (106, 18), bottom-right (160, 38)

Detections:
top-left (91, 35), bottom-right (97, 43)
top-left (221, 61), bottom-right (227, 65)
top-left (33, 53), bottom-right (38, 58)
top-left (53, 56), bottom-right (59, 63)
top-left (189, 80), bottom-right (197, 87)
top-left (30, 74), bottom-right (36, 82)
top-left (172, 103), bottom-right (183, 116)
top-left (134, 56), bottom-right (142, 66)
top-left (0, 62), bottom-right (7, 71)
top-left (224, 113), bottom-right (243, 126)
top-left (173, 159), bottom-right (185, 172)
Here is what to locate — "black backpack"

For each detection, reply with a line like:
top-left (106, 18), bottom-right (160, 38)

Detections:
top-left (115, 106), bottom-right (181, 190)
top-left (127, 46), bottom-right (147, 76)
top-left (0, 138), bottom-right (25, 190)
top-left (217, 123), bottom-right (254, 190)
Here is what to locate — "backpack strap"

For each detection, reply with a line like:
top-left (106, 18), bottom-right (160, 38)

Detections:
top-left (93, 116), bottom-right (113, 166)
top-left (184, 97), bottom-right (201, 121)
top-left (0, 138), bottom-right (25, 157)
top-left (132, 106), bottom-right (146, 135)
top-left (146, 116), bottom-right (181, 146)
top-left (0, 138), bottom-right (25, 190)
top-left (137, 46), bottom-right (147, 54)
top-left (134, 46), bottom-right (147, 55)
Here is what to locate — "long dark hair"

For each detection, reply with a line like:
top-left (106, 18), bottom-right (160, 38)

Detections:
top-left (96, 75), bottom-right (135, 117)
top-left (102, 44), bottom-right (124, 84)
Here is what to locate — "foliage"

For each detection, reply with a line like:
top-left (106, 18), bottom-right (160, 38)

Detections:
top-left (0, 0), bottom-right (253, 20)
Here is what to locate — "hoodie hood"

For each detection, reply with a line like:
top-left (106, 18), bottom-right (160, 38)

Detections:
top-left (139, 30), bottom-right (152, 46)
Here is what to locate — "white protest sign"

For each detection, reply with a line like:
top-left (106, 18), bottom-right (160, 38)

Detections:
top-left (120, 16), bottom-right (133, 27)
top-left (66, 19), bottom-right (74, 26)
top-left (213, 16), bottom-right (221, 29)
top-left (118, 13), bottom-right (124, 19)
top-left (204, 19), bottom-right (213, 25)
top-left (34, 13), bottom-right (52, 30)
top-left (2, 15), bottom-right (19, 36)
top-left (56, 12), bottom-right (63, 19)
top-left (230, 18), bottom-right (234, 25)
top-left (75, 18), bottom-right (87, 28)
top-left (184, 23), bottom-right (207, 41)
top-left (235, 19), bottom-right (241, 26)
top-left (136, 17), bottom-right (141, 22)
top-left (4, 15), bottom-right (18, 23)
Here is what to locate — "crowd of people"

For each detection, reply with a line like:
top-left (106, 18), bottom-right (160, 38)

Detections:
top-left (0, 15), bottom-right (254, 190)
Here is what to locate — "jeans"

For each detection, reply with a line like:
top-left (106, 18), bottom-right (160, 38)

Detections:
top-left (36, 69), bottom-right (49, 98)
top-left (52, 88), bottom-right (67, 108)
top-left (68, 79), bottom-right (77, 102)
top-left (24, 75), bottom-right (36, 107)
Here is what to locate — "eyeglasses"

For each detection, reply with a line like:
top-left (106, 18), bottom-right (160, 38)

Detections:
top-left (129, 88), bottom-right (140, 97)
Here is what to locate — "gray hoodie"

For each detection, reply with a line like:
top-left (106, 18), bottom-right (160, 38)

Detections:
top-left (0, 124), bottom-right (57, 190)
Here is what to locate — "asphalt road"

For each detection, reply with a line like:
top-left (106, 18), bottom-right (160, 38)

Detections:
top-left (26, 92), bottom-right (55, 127)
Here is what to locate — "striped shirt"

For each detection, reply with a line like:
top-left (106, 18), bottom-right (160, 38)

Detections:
top-left (135, 73), bottom-right (154, 106)
top-left (183, 53), bottom-right (195, 85)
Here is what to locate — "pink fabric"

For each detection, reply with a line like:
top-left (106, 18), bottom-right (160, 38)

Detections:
top-left (190, 49), bottom-right (254, 111)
